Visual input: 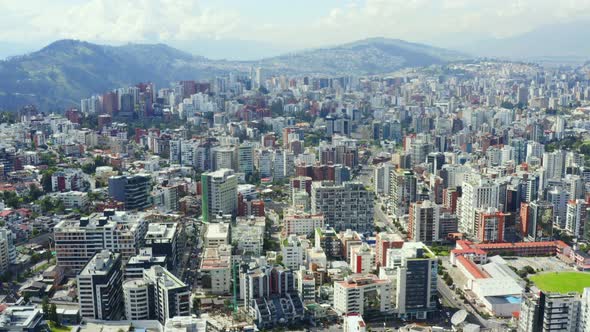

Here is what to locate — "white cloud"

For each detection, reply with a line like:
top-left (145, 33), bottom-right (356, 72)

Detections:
top-left (238, 0), bottom-right (590, 47)
top-left (1, 0), bottom-right (590, 49)
top-left (0, 0), bottom-right (240, 43)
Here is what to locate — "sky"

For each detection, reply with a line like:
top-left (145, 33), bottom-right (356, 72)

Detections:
top-left (2, 0), bottom-right (590, 59)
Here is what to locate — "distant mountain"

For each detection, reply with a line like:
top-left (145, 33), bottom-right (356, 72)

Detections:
top-left (257, 37), bottom-right (468, 75)
top-left (0, 38), bottom-right (467, 111)
top-left (0, 40), bottom-right (241, 111)
top-left (459, 21), bottom-right (590, 62)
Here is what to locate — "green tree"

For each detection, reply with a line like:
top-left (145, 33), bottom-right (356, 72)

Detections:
top-left (2, 191), bottom-right (20, 208)
top-left (39, 196), bottom-right (56, 213)
top-left (39, 153), bottom-right (57, 167)
top-left (49, 303), bottom-right (59, 325)
top-left (27, 184), bottom-right (43, 201)
top-left (41, 297), bottom-right (50, 319)
top-left (41, 170), bottom-right (55, 192)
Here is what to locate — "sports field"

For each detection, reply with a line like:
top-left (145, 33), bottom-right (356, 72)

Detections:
top-left (529, 272), bottom-right (590, 294)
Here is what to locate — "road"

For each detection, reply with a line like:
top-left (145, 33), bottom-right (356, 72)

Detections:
top-left (437, 277), bottom-right (499, 329)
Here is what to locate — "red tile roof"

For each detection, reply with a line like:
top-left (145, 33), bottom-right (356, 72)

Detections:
top-left (457, 256), bottom-right (488, 279)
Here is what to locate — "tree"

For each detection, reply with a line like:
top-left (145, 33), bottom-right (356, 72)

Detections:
top-left (41, 170), bottom-right (55, 192)
top-left (49, 303), bottom-right (59, 325)
top-left (39, 197), bottom-right (55, 213)
top-left (41, 297), bottom-right (50, 319)
top-left (27, 184), bottom-right (43, 201)
top-left (2, 191), bottom-right (20, 208)
top-left (39, 153), bottom-right (57, 167)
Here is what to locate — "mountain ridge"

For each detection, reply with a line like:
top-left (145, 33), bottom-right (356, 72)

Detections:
top-left (0, 38), bottom-right (468, 111)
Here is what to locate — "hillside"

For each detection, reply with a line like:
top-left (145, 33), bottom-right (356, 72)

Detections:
top-left (0, 40), bottom-right (233, 111)
top-left (257, 37), bottom-right (467, 75)
top-left (0, 38), bottom-right (467, 111)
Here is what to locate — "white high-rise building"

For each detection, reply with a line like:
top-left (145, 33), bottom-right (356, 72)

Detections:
top-left (199, 245), bottom-right (232, 295)
top-left (54, 211), bottom-right (147, 273)
top-left (350, 243), bottom-right (374, 274)
top-left (458, 177), bottom-right (504, 238)
top-left (518, 291), bottom-right (581, 332)
top-left (212, 146), bottom-right (236, 171)
top-left (580, 288), bottom-right (590, 332)
top-left (543, 150), bottom-right (566, 180)
top-left (565, 199), bottom-right (587, 238)
top-left (333, 274), bottom-right (392, 316)
top-left (547, 187), bottom-right (570, 229)
top-left (283, 150), bottom-right (295, 178)
top-left (553, 116), bottom-right (566, 139)
top-left (281, 234), bottom-right (307, 270)
top-left (374, 162), bottom-right (396, 196)
top-left (123, 265), bottom-right (190, 323)
top-left (283, 210), bottom-right (325, 237)
top-left (123, 279), bottom-right (150, 320)
top-left (526, 141), bottom-right (544, 162)
top-left (201, 169), bottom-right (238, 222)
top-left (254, 67), bottom-right (264, 89)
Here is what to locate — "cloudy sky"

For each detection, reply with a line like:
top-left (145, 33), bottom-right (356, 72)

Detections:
top-left (1, 0), bottom-right (590, 59)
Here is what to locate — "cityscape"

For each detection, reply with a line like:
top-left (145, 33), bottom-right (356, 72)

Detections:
top-left (2, 2), bottom-right (590, 332)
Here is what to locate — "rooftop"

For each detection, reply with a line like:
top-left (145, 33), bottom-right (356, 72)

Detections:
top-left (205, 223), bottom-right (230, 239)
top-left (0, 306), bottom-right (42, 329)
top-left (80, 250), bottom-right (119, 276)
top-left (145, 222), bottom-right (177, 241)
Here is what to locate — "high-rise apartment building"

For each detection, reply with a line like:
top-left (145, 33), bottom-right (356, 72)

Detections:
top-left (384, 243), bottom-right (438, 320)
top-left (108, 174), bottom-right (151, 210)
top-left (565, 199), bottom-right (587, 238)
top-left (522, 200), bottom-right (554, 241)
top-left (518, 291), bottom-right (581, 332)
top-left (143, 223), bottom-right (180, 272)
top-left (238, 143), bottom-right (254, 176)
top-left (201, 169), bottom-right (238, 222)
top-left (123, 265), bottom-right (190, 324)
top-left (543, 150), bottom-right (566, 181)
top-left (476, 208), bottom-right (507, 243)
top-left (0, 228), bottom-right (16, 274)
top-left (54, 210), bottom-right (147, 274)
top-left (77, 250), bottom-right (124, 320)
top-left (458, 177), bottom-right (504, 238)
top-left (311, 181), bottom-right (374, 234)
top-left (124, 248), bottom-right (167, 280)
top-left (408, 200), bottom-right (440, 243)
top-left (391, 169), bottom-right (417, 216)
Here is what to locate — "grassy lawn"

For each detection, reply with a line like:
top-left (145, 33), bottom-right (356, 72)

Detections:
top-left (48, 322), bottom-right (71, 332)
top-left (530, 272), bottom-right (590, 294)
